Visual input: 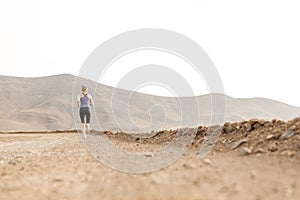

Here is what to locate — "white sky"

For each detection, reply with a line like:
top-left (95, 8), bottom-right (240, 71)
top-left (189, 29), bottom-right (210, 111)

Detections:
top-left (1, 0), bottom-right (300, 107)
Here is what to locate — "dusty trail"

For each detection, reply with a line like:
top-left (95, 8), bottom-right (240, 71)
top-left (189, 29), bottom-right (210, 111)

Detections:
top-left (1, 122), bottom-right (300, 200)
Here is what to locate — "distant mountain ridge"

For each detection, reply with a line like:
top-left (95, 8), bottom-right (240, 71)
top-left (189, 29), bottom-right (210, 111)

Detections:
top-left (0, 74), bottom-right (300, 132)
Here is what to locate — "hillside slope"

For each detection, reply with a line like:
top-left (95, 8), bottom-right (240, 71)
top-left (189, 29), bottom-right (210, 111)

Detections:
top-left (0, 74), bottom-right (300, 132)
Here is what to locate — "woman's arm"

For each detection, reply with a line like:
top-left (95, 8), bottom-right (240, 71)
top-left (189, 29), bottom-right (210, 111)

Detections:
top-left (77, 94), bottom-right (81, 108)
top-left (89, 95), bottom-right (94, 107)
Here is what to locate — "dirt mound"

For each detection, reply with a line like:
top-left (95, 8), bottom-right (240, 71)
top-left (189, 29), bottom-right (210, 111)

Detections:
top-left (101, 117), bottom-right (300, 158)
top-left (214, 117), bottom-right (300, 157)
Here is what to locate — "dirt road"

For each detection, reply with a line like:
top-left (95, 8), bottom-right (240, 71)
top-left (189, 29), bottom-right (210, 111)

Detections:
top-left (1, 129), bottom-right (299, 200)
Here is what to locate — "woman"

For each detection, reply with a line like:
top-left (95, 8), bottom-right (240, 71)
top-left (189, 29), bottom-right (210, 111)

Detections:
top-left (77, 85), bottom-right (94, 138)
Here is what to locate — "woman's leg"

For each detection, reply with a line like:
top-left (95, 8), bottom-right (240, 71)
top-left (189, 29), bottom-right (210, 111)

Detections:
top-left (85, 108), bottom-right (91, 133)
top-left (79, 108), bottom-right (86, 138)
top-left (82, 123), bottom-right (86, 137)
top-left (86, 124), bottom-right (90, 133)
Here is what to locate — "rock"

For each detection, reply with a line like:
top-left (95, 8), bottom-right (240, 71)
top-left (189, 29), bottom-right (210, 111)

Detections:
top-left (150, 179), bottom-right (158, 185)
top-left (266, 134), bottom-right (276, 140)
top-left (258, 120), bottom-right (266, 125)
top-left (245, 123), bottom-right (253, 132)
top-left (8, 160), bottom-right (17, 165)
top-left (285, 185), bottom-right (294, 197)
top-left (183, 163), bottom-right (196, 169)
top-left (226, 125), bottom-right (233, 133)
top-left (221, 139), bottom-right (226, 144)
top-left (281, 150), bottom-right (296, 157)
top-left (250, 170), bottom-right (256, 179)
top-left (290, 125), bottom-right (297, 131)
top-left (145, 154), bottom-right (153, 157)
top-left (240, 147), bottom-right (252, 156)
top-left (222, 124), bottom-right (230, 133)
top-left (268, 144), bottom-right (278, 152)
top-left (250, 119), bottom-right (259, 124)
top-left (253, 140), bottom-right (264, 146)
top-left (15, 155), bottom-right (24, 159)
top-left (202, 158), bottom-right (211, 165)
top-left (280, 130), bottom-right (297, 140)
top-left (244, 131), bottom-right (250, 137)
top-left (230, 139), bottom-right (248, 150)
top-left (255, 148), bottom-right (265, 154)
top-left (53, 178), bottom-right (63, 182)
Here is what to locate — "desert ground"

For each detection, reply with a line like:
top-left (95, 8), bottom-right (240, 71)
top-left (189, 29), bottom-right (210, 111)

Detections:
top-left (1, 118), bottom-right (300, 200)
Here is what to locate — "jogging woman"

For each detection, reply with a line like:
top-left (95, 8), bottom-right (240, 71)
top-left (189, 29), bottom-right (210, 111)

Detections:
top-left (77, 85), bottom-right (94, 138)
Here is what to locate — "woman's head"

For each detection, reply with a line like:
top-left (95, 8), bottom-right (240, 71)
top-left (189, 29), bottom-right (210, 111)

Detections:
top-left (82, 85), bottom-right (88, 93)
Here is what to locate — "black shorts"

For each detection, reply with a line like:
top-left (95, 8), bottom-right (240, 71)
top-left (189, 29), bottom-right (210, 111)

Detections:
top-left (79, 107), bottom-right (91, 123)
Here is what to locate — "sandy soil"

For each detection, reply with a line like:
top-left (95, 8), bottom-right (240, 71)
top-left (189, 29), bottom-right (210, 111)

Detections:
top-left (1, 122), bottom-right (300, 200)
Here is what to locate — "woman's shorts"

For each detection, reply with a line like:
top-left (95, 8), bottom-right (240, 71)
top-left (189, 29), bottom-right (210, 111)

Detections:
top-left (79, 107), bottom-right (91, 123)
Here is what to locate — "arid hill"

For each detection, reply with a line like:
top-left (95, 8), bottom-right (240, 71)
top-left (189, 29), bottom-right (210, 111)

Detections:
top-left (1, 74), bottom-right (300, 132)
